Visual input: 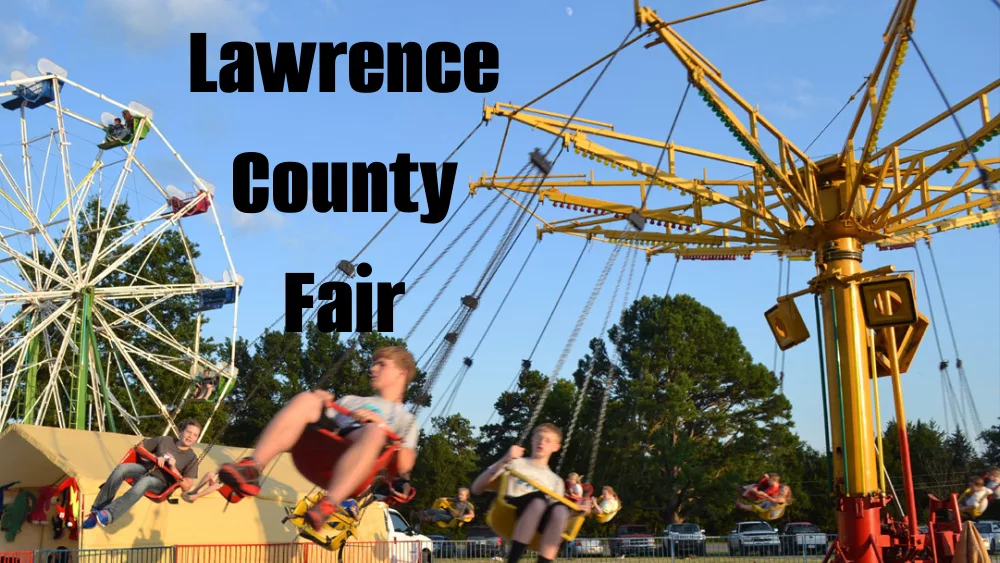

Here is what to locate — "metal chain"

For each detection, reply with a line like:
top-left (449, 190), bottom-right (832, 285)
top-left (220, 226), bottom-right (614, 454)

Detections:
top-left (557, 245), bottom-right (630, 473)
top-left (588, 240), bottom-right (641, 482)
top-left (519, 243), bottom-right (624, 446)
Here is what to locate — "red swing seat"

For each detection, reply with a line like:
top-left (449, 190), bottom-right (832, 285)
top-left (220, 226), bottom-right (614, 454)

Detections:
top-left (116, 445), bottom-right (183, 503)
top-left (565, 483), bottom-right (594, 503)
top-left (289, 401), bottom-right (405, 499)
top-left (382, 482), bottom-right (417, 506)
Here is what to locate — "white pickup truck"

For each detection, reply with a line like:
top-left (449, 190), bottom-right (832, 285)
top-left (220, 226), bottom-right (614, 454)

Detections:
top-left (384, 508), bottom-right (435, 563)
top-left (727, 521), bottom-right (780, 556)
top-left (337, 506), bottom-right (435, 563)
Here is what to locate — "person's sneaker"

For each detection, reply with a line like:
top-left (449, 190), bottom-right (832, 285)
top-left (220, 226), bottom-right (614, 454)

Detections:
top-left (305, 497), bottom-right (336, 531)
top-left (94, 510), bottom-right (111, 527)
top-left (81, 513), bottom-right (98, 530)
top-left (218, 458), bottom-right (262, 497)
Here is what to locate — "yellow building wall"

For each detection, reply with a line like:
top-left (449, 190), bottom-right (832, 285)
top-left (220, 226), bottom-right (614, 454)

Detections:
top-left (0, 424), bottom-right (323, 554)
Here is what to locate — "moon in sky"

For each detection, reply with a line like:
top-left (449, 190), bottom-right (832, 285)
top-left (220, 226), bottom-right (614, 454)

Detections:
top-left (566, 7), bottom-right (573, 16)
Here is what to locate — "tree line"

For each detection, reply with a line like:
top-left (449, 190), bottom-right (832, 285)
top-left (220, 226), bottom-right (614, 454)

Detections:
top-left (208, 293), bottom-right (1000, 536)
top-left (9, 201), bottom-right (999, 537)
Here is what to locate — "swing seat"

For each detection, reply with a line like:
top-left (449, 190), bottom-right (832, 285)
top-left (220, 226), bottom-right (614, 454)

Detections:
top-left (283, 491), bottom-right (359, 551)
top-left (289, 401), bottom-right (404, 498)
top-left (565, 483), bottom-right (593, 502)
top-left (484, 469), bottom-right (586, 552)
top-left (749, 501), bottom-right (787, 521)
top-left (958, 488), bottom-right (989, 518)
top-left (216, 482), bottom-right (248, 504)
top-left (591, 504), bottom-right (620, 524)
top-left (116, 446), bottom-right (182, 503)
top-left (378, 479), bottom-right (417, 506)
top-left (588, 493), bottom-right (621, 524)
top-left (430, 497), bottom-right (474, 528)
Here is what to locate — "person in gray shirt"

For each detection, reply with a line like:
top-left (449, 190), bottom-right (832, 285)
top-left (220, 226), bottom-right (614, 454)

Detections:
top-left (471, 423), bottom-right (591, 563)
top-left (218, 346), bottom-right (420, 532)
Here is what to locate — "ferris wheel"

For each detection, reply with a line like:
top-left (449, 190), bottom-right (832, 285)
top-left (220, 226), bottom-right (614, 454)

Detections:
top-left (0, 58), bottom-right (242, 439)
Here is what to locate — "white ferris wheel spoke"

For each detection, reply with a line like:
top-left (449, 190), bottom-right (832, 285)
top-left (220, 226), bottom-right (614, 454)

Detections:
top-left (91, 307), bottom-right (179, 437)
top-left (95, 297), bottom-right (207, 380)
top-left (0, 157), bottom-right (77, 285)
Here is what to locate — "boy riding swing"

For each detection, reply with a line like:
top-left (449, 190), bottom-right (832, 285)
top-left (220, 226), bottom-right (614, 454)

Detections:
top-left (471, 423), bottom-right (592, 563)
top-left (217, 346), bottom-right (420, 530)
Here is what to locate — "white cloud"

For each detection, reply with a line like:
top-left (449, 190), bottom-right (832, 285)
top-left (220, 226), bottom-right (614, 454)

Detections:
top-left (87, 0), bottom-right (266, 47)
top-left (760, 78), bottom-right (838, 121)
top-left (231, 208), bottom-right (285, 232)
top-left (2, 23), bottom-right (37, 51)
top-left (0, 22), bottom-right (38, 75)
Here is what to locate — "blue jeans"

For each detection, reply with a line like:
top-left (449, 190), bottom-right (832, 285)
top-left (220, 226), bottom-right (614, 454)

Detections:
top-left (92, 463), bottom-right (167, 523)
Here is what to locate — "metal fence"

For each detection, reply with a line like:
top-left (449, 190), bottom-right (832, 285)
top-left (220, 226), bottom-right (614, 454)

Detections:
top-left (34, 547), bottom-right (172, 563)
top-left (2, 535), bottom-right (999, 563)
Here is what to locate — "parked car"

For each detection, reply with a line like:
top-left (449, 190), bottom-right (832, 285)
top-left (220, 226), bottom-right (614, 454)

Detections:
top-left (611, 524), bottom-right (657, 557)
top-left (727, 521), bottom-right (780, 556)
top-left (564, 538), bottom-right (606, 557)
top-left (664, 522), bottom-right (707, 556)
top-left (975, 521), bottom-right (999, 554)
top-left (780, 522), bottom-right (827, 555)
top-left (464, 526), bottom-right (504, 558)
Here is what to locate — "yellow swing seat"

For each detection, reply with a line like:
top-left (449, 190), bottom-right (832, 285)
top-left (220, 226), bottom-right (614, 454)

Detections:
top-left (589, 502), bottom-right (621, 524)
top-left (749, 500), bottom-right (787, 521)
top-left (958, 488), bottom-right (988, 518)
top-left (283, 491), bottom-right (361, 551)
top-left (485, 469), bottom-right (587, 552)
top-left (431, 497), bottom-right (474, 529)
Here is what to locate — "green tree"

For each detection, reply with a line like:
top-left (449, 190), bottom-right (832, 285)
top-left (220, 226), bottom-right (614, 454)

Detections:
top-left (979, 419), bottom-right (1000, 467)
top-left (880, 418), bottom-right (957, 518)
top-left (211, 327), bottom-right (428, 448)
top-left (409, 414), bottom-right (480, 526)
top-left (476, 367), bottom-right (577, 467)
top-left (600, 294), bottom-right (794, 527)
top-left (944, 427), bottom-right (977, 476)
top-left (15, 197), bottom-right (224, 435)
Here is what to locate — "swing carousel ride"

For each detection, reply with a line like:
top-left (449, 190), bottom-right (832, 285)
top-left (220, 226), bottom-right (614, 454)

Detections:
top-left (462, 1), bottom-right (999, 563)
top-left (0, 59), bottom-right (242, 439)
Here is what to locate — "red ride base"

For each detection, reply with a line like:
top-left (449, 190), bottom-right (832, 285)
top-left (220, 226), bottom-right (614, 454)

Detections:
top-left (823, 495), bottom-right (963, 563)
top-left (832, 496), bottom-right (887, 563)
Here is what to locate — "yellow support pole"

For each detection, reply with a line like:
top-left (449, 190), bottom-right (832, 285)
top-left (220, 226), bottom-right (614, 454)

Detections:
top-left (815, 235), bottom-right (882, 563)
top-left (818, 237), bottom-right (878, 497)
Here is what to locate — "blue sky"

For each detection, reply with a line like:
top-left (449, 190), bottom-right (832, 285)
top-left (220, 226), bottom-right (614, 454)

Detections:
top-left (2, 0), bottom-right (998, 455)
